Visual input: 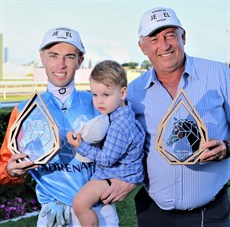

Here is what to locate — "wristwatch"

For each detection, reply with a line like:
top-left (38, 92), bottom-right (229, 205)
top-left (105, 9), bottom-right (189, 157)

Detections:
top-left (223, 140), bottom-right (230, 159)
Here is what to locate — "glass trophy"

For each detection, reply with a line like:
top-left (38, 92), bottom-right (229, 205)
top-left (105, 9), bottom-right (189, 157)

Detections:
top-left (8, 92), bottom-right (61, 165)
top-left (156, 89), bottom-right (208, 165)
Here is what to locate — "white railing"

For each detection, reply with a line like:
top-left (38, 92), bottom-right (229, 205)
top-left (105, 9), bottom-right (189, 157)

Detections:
top-left (0, 81), bottom-right (91, 101)
top-left (0, 81), bottom-right (47, 100)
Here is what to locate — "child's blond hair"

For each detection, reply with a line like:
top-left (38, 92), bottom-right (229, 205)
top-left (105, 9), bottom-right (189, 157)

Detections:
top-left (90, 60), bottom-right (127, 88)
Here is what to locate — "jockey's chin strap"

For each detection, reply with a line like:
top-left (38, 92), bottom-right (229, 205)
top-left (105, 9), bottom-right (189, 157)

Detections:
top-left (47, 81), bottom-right (75, 103)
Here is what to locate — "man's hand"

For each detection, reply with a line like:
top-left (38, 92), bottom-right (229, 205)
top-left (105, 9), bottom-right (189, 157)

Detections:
top-left (41, 201), bottom-right (71, 227)
top-left (101, 179), bottom-right (136, 204)
top-left (6, 153), bottom-right (35, 177)
top-left (199, 139), bottom-right (227, 163)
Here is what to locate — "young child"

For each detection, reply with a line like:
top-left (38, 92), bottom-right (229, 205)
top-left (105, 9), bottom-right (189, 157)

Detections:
top-left (66, 60), bottom-right (145, 227)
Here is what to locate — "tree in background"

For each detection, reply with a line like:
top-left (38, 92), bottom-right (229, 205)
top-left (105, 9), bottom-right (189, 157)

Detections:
top-left (122, 62), bottom-right (139, 69)
top-left (141, 60), bottom-right (152, 70)
top-left (88, 59), bottom-right (92, 69)
top-left (122, 60), bottom-right (152, 70)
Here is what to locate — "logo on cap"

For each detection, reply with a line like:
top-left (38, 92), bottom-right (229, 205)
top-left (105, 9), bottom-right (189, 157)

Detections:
top-left (150, 10), bottom-right (171, 22)
top-left (52, 30), bottom-right (73, 40)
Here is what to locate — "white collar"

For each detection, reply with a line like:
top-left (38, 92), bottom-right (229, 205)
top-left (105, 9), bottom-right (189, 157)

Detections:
top-left (47, 81), bottom-right (75, 103)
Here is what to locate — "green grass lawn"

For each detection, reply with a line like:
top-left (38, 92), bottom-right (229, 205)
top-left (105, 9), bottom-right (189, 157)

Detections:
top-left (1, 185), bottom-right (229, 227)
top-left (0, 187), bottom-right (140, 227)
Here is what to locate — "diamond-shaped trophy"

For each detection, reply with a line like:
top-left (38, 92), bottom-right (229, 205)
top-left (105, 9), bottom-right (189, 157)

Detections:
top-left (156, 89), bottom-right (208, 165)
top-left (8, 91), bottom-right (61, 165)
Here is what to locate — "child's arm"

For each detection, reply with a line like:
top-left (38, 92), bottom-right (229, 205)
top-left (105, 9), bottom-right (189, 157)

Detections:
top-left (71, 126), bottom-right (126, 166)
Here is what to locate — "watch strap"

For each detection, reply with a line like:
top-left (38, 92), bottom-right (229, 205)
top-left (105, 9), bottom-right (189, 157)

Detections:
top-left (223, 140), bottom-right (230, 159)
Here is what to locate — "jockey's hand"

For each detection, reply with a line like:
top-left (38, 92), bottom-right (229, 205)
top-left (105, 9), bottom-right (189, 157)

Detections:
top-left (41, 201), bottom-right (71, 227)
top-left (101, 179), bottom-right (136, 204)
top-left (6, 153), bottom-right (35, 177)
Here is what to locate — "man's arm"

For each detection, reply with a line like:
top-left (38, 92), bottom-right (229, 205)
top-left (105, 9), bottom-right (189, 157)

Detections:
top-left (101, 178), bottom-right (136, 204)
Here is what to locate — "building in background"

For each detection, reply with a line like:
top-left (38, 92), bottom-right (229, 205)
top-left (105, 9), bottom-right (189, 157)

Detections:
top-left (4, 47), bottom-right (9, 63)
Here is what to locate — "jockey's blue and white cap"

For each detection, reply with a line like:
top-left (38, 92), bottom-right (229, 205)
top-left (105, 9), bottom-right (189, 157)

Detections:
top-left (138, 7), bottom-right (183, 37)
top-left (39, 27), bottom-right (86, 54)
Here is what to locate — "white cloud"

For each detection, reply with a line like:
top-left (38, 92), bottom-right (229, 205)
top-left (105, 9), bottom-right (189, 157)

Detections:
top-left (83, 51), bottom-right (106, 68)
top-left (104, 47), bottom-right (131, 64)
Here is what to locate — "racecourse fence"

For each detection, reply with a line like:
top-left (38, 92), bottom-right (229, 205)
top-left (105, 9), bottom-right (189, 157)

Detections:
top-left (0, 81), bottom-right (90, 101)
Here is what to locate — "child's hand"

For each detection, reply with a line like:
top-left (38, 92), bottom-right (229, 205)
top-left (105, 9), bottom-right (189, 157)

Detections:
top-left (66, 131), bottom-right (82, 148)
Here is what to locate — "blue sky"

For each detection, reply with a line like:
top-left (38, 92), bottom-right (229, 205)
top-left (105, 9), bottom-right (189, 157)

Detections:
top-left (0, 0), bottom-right (229, 67)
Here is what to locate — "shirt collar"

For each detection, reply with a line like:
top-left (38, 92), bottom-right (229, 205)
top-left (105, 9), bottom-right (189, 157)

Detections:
top-left (47, 80), bottom-right (75, 103)
top-left (109, 105), bottom-right (132, 122)
top-left (184, 54), bottom-right (200, 80)
top-left (144, 68), bottom-right (157, 89)
top-left (144, 54), bottom-right (199, 90)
